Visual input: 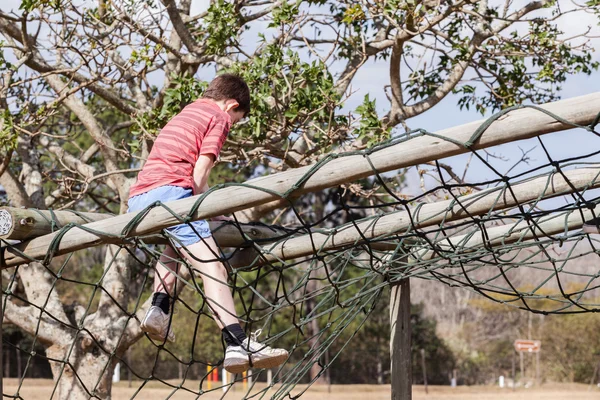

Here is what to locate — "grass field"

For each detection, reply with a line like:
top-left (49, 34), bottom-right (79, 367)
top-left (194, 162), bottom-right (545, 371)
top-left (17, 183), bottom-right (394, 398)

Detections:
top-left (4, 379), bottom-right (600, 399)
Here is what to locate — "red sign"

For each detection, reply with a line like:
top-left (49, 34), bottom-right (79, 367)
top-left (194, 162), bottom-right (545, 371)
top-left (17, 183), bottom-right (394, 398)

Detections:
top-left (514, 339), bottom-right (541, 353)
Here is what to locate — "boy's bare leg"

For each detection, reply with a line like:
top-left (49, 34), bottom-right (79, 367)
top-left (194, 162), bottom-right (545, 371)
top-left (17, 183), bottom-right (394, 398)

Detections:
top-left (181, 236), bottom-right (289, 373)
top-left (154, 245), bottom-right (180, 294)
top-left (141, 245), bottom-right (179, 342)
top-left (180, 237), bottom-right (239, 329)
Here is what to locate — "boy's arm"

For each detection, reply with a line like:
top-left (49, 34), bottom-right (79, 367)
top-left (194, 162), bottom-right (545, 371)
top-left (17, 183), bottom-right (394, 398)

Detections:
top-left (192, 154), bottom-right (215, 196)
top-left (193, 155), bottom-right (232, 221)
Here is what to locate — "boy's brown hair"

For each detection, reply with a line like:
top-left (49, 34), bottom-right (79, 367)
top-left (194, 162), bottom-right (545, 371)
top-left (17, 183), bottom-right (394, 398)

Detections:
top-left (203, 74), bottom-right (251, 117)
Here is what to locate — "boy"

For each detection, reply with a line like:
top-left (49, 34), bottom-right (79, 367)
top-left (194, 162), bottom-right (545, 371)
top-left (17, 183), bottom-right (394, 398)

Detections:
top-left (128, 74), bottom-right (288, 373)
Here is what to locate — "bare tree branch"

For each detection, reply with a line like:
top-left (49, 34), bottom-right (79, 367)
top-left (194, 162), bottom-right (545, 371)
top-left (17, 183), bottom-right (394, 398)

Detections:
top-left (42, 74), bottom-right (131, 200)
top-left (0, 168), bottom-right (34, 208)
top-left (399, 34), bottom-right (484, 120)
top-left (0, 16), bottom-right (137, 116)
top-left (159, 0), bottom-right (202, 55)
top-left (4, 299), bottom-right (72, 345)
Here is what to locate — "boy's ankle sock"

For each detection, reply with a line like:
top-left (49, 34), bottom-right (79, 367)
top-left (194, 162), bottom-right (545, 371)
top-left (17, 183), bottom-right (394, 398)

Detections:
top-left (152, 292), bottom-right (171, 315)
top-left (222, 324), bottom-right (247, 347)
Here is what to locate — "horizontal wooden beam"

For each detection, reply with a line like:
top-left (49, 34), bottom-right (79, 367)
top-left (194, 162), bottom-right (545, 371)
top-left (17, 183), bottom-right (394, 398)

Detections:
top-left (0, 207), bottom-right (113, 240)
top-left (2, 93), bottom-right (599, 268)
top-left (227, 167), bottom-right (600, 268)
top-left (0, 206), bottom-right (291, 248)
top-left (142, 221), bottom-right (291, 248)
top-left (412, 208), bottom-right (594, 263)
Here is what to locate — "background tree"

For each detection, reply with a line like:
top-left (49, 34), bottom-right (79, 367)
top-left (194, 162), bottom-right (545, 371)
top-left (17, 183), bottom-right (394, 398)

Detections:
top-left (0, 0), bottom-right (598, 398)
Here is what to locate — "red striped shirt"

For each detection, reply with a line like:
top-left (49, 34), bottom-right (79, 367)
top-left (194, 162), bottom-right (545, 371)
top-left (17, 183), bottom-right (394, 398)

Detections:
top-left (129, 99), bottom-right (231, 198)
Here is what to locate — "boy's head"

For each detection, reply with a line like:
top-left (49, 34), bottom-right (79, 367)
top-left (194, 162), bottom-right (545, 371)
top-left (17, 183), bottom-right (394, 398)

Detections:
top-left (203, 74), bottom-right (250, 124)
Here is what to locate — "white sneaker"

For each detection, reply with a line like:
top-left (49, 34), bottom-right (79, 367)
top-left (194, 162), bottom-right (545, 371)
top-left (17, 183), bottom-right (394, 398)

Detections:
top-left (223, 330), bottom-right (288, 374)
top-left (140, 306), bottom-right (175, 343)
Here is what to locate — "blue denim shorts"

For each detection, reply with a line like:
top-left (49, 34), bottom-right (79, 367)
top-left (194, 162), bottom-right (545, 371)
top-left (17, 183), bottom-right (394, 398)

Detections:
top-left (128, 185), bottom-right (212, 247)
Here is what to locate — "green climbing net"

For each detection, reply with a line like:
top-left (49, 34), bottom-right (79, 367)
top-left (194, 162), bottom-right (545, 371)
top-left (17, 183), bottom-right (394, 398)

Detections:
top-left (2, 103), bottom-right (600, 399)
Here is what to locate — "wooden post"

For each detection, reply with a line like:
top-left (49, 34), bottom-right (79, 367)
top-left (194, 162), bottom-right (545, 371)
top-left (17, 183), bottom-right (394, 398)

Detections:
top-left (228, 168), bottom-right (600, 269)
top-left (390, 278), bottom-right (411, 400)
top-left (0, 208), bottom-right (289, 246)
top-left (7, 166), bottom-right (595, 271)
top-left (0, 207), bottom-right (112, 241)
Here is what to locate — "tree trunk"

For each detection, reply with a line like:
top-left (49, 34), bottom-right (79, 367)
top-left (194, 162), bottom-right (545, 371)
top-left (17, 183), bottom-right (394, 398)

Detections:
top-left (35, 246), bottom-right (135, 400)
top-left (46, 341), bottom-right (120, 400)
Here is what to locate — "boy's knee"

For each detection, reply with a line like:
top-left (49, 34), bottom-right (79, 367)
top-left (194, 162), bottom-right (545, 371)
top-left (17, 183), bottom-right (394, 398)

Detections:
top-left (194, 262), bottom-right (229, 282)
top-left (213, 264), bottom-right (229, 281)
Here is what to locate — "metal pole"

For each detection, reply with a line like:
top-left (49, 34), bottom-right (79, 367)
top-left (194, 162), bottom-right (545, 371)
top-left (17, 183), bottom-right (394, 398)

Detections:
top-left (536, 351), bottom-right (540, 386)
top-left (127, 349), bottom-right (132, 388)
top-left (512, 351), bottom-right (516, 391)
top-left (390, 278), bottom-right (411, 400)
top-left (325, 349), bottom-right (331, 393)
top-left (16, 348), bottom-right (21, 380)
top-left (267, 369), bottom-right (272, 386)
top-left (519, 352), bottom-right (524, 385)
top-left (588, 355), bottom-right (600, 391)
top-left (452, 369), bottom-right (457, 387)
top-left (222, 368), bottom-right (228, 393)
top-left (420, 348), bottom-right (428, 394)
